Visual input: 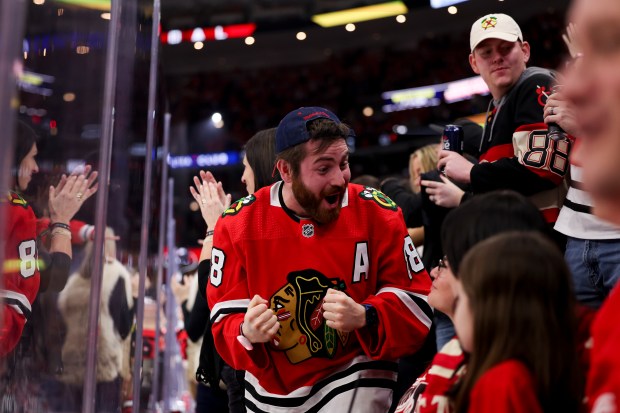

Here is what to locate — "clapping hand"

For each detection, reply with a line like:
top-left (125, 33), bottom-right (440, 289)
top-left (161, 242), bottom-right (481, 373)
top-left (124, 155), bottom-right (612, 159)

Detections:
top-left (48, 165), bottom-right (98, 224)
top-left (189, 170), bottom-right (232, 229)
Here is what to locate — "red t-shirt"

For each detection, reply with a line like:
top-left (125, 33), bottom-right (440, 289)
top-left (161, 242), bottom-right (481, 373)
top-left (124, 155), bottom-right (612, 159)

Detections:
top-left (587, 285), bottom-right (620, 413)
top-left (468, 360), bottom-right (542, 413)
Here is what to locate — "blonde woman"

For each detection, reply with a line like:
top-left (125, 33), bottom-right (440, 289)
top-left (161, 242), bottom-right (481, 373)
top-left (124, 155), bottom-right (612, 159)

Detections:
top-left (409, 144), bottom-right (440, 194)
top-left (382, 144), bottom-right (440, 247)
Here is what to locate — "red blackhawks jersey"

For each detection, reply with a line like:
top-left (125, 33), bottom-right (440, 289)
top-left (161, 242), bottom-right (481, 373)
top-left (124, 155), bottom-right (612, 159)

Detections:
top-left (0, 191), bottom-right (39, 356)
top-left (470, 67), bottom-right (570, 223)
top-left (208, 182), bottom-right (432, 412)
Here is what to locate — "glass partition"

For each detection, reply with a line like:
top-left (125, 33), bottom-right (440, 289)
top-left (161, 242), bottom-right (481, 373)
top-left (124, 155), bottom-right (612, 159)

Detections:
top-left (0, 0), bottom-right (165, 411)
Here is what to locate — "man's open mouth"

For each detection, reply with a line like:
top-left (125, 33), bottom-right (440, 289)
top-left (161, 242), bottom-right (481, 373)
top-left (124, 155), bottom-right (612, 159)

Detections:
top-left (325, 194), bottom-right (339, 205)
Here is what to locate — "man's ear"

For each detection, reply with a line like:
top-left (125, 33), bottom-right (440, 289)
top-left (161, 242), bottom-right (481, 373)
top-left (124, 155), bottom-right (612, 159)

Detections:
top-left (521, 41), bottom-right (531, 64)
top-left (277, 159), bottom-right (293, 183)
top-left (469, 53), bottom-right (480, 74)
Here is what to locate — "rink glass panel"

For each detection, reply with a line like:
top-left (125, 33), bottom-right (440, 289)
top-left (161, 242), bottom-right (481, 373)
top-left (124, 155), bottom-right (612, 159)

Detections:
top-left (0, 0), bottom-right (162, 411)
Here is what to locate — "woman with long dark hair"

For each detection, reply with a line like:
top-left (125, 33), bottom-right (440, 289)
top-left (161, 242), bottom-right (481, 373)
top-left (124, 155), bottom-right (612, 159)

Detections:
top-left (188, 127), bottom-right (279, 413)
top-left (453, 232), bottom-right (581, 413)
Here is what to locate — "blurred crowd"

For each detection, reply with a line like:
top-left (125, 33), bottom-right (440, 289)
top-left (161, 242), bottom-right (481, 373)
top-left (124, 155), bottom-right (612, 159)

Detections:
top-left (167, 10), bottom-right (567, 151)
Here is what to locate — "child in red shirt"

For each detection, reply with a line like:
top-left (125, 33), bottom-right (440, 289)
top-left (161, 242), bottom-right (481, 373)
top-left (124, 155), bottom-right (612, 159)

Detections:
top-left (452, 232), bottom-right (582, 413)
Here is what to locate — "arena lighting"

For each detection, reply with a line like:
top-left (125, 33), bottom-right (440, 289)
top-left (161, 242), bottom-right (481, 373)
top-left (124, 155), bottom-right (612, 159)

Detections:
top-left (20, 71), bottom-right (55, 86)
top-left (55, 0), bottom-right (110, 11)
top-left (18, 70), bottom-right (54, 97)
top-left (430, 0), bottom-right (468, 8)
top-left (160, 23), bottom-right (256, 45)
top-left (382, 75), bottom-right (489, 112)
top-left (168, 152), bottom-right (241, 169)
top-left (311, 1), bottom-right (408, 28)
top-left (443, 76), bottom-right (489, 103)
top-left (383, 86), bottom-right (439, 112)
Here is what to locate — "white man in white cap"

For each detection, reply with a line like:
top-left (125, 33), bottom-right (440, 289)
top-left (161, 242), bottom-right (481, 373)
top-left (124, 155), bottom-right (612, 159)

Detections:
top-left (429, 13), bottom-right (570, 233)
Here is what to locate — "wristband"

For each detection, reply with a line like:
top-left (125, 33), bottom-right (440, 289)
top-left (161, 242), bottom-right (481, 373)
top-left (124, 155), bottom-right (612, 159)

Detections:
top-left (50, 222), bottom-right (70, 231)
top-left (363, 304), bottom-right (378, 328)
top-left (205, 229), bottom-right (215, 238)
top-left (237, 322), bottom-right (253, 351)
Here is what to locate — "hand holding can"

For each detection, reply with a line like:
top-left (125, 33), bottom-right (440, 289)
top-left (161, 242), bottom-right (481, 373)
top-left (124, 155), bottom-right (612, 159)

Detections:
top-left (442, 124), bottom-right (463, 154)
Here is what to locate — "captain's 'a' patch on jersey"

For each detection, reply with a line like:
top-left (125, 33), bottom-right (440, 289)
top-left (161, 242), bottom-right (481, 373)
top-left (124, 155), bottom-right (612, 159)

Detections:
top-left (221, 194), bottom-right (256, 217)
top-left (359, 187), bottom-right (398, 211)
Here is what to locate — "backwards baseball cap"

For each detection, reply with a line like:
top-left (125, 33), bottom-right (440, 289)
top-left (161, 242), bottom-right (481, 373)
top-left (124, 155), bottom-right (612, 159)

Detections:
top-left (470, 13), bottom-right (523, 52)
top-left (275, 106), bottom-right (342, 153)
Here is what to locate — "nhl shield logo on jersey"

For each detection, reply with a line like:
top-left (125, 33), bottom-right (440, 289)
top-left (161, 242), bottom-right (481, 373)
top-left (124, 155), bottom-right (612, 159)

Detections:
top-left (221, 194), bottom-right (256, 217)
top-left (302, 223), bottom-right (314, 238)
top-left (359, 187), bottom-right (398, 211)
top-left (268, 269), bottom-right (348, 364)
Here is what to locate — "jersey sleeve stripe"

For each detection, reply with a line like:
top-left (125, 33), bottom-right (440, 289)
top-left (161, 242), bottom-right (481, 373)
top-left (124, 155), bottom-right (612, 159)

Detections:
top-left (479, 143), bottom-right (514, 163)
top-left (376, 287), bottom-right (433, 329)
top-left (0, 289), bottom-right (32, 319)
top-left (210, 298), bottom-right (250, 323)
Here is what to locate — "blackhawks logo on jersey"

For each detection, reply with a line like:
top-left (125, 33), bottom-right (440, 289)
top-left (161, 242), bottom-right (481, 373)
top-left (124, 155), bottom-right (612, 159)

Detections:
top-left (268, 269), bottom-right (349, 365)
top-left (221, 194), bottom-right (256, 217)
top-left (6, 191), bottom-right (28, 208)
top-left (359, 187), bottom-right (398, 211)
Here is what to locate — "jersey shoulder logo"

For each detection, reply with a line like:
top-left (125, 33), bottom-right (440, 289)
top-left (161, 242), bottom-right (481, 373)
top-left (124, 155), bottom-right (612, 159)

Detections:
top-left (359, 187), bottom-right (398, 211)
top-left (7, 191), bottom-right (28, 208)
top-left (221, 194), bottom-right (256, 217)
top-left (536, 84), bottom-right (551, 107)
top-left (268, 269), bottom-right (349, 364)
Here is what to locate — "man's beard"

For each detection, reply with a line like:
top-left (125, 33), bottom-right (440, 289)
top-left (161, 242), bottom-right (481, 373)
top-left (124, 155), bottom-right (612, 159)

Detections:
top-left (291, 175), bottom-right (346, 224)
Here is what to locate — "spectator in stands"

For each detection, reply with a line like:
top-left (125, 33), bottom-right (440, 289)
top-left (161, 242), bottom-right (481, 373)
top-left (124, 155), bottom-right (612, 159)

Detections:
top-left (395, 190), bottom-right (552, 413)
top-left (1, 120), bottom-right (98, 357)
top-left (189, 127), bottom-right (279, 413)
top-left (58, 228), bottom-right (133, 413)
top-left (434, 13), bottom-right (569, 234)
top-left (563, 0), bottom-right (620, 410)
top-left (452, 232), bottom-right (581, 412)
top-left (206, 107), bottom-right (431, 412)
top-left (542, 24), bottom-right (620, 309)
top-left (417, 119), bottom-right (483, 271)
top-left (382, 144), bottom-right (439, 246)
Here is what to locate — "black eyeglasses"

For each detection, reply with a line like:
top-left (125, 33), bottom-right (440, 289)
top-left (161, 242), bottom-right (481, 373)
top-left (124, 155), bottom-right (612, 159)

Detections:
top-left (438, 256), bottom-right (448, 271)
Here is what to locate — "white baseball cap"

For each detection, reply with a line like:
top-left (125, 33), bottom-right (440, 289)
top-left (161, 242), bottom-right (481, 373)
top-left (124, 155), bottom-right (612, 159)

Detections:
top-left (470, 13), bottom-right (523, 52)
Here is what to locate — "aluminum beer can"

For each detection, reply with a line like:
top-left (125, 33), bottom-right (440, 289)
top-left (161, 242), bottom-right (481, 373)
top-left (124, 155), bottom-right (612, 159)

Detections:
top-left (442, 124), bottom-right (463, 154)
